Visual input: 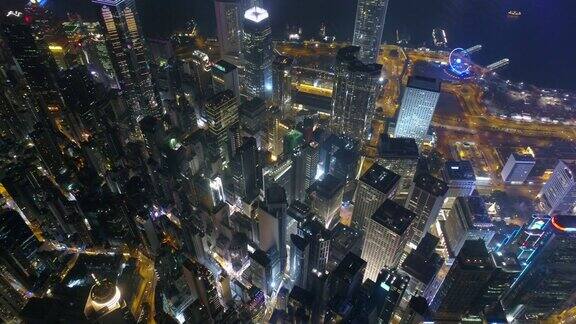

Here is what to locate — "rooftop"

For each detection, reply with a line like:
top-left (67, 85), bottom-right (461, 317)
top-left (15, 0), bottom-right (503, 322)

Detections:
top-left (378, 135), bottom-right (419, 159)
top-left (401, 235), bottom-right (443, 284)
top-left (511, 153), bottom-right (535, 162)
top-left (308, 174), bottom-right (345, 200)
top-left (348, 60), bottom-right (382, 76)
top-left (289, 286), bottom-right (313, 305)
top-left (212, 59), bottom-right (237, 74)
top-left (332, 252), bottom-right (366, 278)
top-left (250, 249), bottom-right (270, 266)
top-left (239, 97), bottom-right (266, 117)
top-left (457, 240), bottom-right (493, 271)
top-left (457, 196), bottom-right (492, 226)
top-left (336, 46), bottom-right (360, 63)
top-left (413, 173), bottom-right (448, 197)
top-left (205, 89), bottom-right (235, 108)
top-left (371, 199), bottom-right (415, 236)
top-left (359, 164), bottom-right (401, 194)
top-left (244, 6), bottom-right (269, 23)
top-left (443, 160), bottom-right (476, 181)
top-left (407, 75), bottom-right (441, 92)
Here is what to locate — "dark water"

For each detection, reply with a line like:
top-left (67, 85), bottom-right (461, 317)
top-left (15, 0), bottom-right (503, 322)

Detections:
top-left (2, 0), bottom-right (575, 90)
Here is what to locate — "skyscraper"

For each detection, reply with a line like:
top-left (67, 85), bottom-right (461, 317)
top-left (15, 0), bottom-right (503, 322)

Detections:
top-left (272, 55), bottom-right (293, 114)
top-left (352, 163), bottom-right (400, 232)
top-left (232, 137), bottom-right (262, 201)
top-left (537, 160), bottom-right (576, 215)
top-left (307, 174), bottom-right (345, 228)
top-left (429, 240), bottom-right (494, 321)
top-left (442, 160), bottom-right (476, 209)
top-left (361, 199), bottom-right (415, 281)
top-left (352, 0), bottom-right (390, 63)
top-left (0, 210), bottom-right (45, 288)
top-left (205, 90), bottom-right (239, 162)
top-left (93, 0), bottom-right (158, 118)
top-left (502, 214), bottom-right (576, 320)
top-left (404, 173), bottom-right (448, 251)
top-left (242, 6), bottom-right (273, 99)
top-left (211, 60), bottom-right (240, 101)
top-left (394, 76), bottom-right (441, 142)
top-left (372, 268), bottom-right (410, 323)
top-left (185, 50), bottom-right (214, 101)
top-left (214, 0), bottom-right (243, 60)
top-left (442, 196), bottom-right (495, 258)
top-left (330, 54), bottom-right (382, 141)
top-left (377, 134), bottom-right (420, 197)
top-left (292, 142), bottom-right (320, 202)
top-left (182, 257), bottom-right (223, 320)
top-left (1, 13), bottom-right (62, 111)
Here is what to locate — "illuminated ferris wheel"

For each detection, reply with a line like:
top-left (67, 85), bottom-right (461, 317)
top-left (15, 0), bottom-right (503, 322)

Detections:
top-left (448, 48), bottom-right (472, 75)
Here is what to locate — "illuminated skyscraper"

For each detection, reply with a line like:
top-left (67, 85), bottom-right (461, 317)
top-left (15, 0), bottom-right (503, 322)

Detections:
top-left (212, 60), bottom-right (240, 101)
top-left (361, 199), bottom-right (415, 282)
top-left (352, 163), bottom-right (400, 233)
top-left (502, 215), bottom-right (576, 320)
top-left (272, 55), bottom-right (293, 114)
top-left (62, 20), bottom-right (118, 89)
top-left (307, 174), bottom-right (345, 228)
top-left (182, 257), bottom-right (223, 320)
top-left (214, 0), bottom-right (243, 60)
top-left (352, 0), bottom-right (390, 63)
top-left (331, 47), bottom-right (382, 141)
top-left (292, 142), bottom-right (320, 202)
top-left (372, 268), bottom-right (410, 323)
top-left (186, 50), bottom-right (214, 101)
top-left (205, 90), bottom-right (239, 162)
top-left (404, 173), bottom-right (448, 251)
top-left (1, 13), bottom-right (62, 111)
top-left (93, 0), bottom-right (158, 118)
top-left (429, 240), bottom-right (494, 321)
top-left (442, 160), bottom-right (476, 209)
top-left (394, 76), bottom-right (441, 142)
top-left (232, 137), bottom-right (262, 201)
top-left (537, 160), bottom-right (576, 215)
top-left (442, 196), bottom-right (495, 258)
top-left (377, 135), bottom-right (420, 197)
top-left (0, 210), bottom-right (45, 289)
top-left (242, 6), bottom-right (273, 99)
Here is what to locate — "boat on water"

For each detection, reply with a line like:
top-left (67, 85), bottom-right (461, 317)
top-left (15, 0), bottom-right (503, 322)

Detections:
top-left (507, 10), bottom-right (522, 18)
